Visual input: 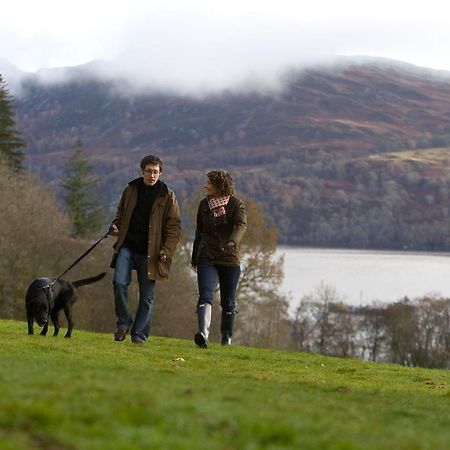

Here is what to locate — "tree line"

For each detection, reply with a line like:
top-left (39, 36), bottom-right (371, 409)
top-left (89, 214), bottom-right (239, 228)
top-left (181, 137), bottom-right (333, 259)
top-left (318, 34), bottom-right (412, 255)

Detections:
top-left (237, 149), bottom-right (450, 250)
top-left (291, 283), bottom-right (450, 369)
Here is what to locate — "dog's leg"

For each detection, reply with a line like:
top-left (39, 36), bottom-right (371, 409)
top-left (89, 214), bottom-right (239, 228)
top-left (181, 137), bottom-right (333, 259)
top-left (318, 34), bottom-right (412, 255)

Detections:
top-left (27, 311), bottom-right (34, 335)
top-left (40, 321), bottom-right (48, 336)
top-left (63, 304), bottom-right (73, 338)
top-left (51, 309), bottom-right (60, 337)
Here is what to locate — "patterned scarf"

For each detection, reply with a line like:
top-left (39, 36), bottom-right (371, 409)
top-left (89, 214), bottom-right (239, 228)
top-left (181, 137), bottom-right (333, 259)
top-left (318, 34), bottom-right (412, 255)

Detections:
top-left (207, 196), bottom-right (230, 223)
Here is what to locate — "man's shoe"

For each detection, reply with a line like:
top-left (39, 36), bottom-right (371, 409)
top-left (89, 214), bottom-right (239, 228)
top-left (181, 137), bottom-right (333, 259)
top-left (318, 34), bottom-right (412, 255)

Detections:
top-left (114, 329), bottom-right (127, 341)
top-left (132, 338), bottom-right (145, 345)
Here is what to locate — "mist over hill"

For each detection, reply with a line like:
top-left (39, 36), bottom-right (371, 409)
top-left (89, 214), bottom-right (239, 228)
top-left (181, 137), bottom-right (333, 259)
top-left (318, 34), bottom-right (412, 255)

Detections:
top-left (5, 57), bottom-right (450, 249)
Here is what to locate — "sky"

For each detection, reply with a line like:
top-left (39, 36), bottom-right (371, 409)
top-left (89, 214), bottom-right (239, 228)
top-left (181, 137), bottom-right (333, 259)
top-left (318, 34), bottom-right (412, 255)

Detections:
top-left (1, 0), bottom-right (450, 93)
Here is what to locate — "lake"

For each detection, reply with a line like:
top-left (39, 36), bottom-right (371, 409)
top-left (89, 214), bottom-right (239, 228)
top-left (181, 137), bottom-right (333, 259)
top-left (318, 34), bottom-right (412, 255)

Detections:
top-left (277, 247), bottom-right (450, 312)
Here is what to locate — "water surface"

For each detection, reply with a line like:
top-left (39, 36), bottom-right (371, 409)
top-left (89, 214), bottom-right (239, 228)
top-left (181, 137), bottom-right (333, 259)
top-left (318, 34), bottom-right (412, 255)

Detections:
top-left (278, 247), bottom-right (450, 311)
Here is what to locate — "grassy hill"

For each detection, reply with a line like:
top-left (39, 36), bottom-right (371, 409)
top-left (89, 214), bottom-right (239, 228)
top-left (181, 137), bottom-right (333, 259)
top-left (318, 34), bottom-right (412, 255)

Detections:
top-left (0, 320), bottom-right (448, 449)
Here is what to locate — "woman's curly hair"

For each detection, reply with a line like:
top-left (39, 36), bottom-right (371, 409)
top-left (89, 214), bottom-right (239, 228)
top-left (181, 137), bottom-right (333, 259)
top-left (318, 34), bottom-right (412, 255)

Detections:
top-left (207, 170), bottom-right (235, 196)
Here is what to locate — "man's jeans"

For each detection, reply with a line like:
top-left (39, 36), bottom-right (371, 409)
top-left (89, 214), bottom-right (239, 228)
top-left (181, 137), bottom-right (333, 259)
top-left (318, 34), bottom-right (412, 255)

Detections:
top-left (113, 246), bottom-right (155, 342)
top-left (197, 263), bottom-right (241, 312)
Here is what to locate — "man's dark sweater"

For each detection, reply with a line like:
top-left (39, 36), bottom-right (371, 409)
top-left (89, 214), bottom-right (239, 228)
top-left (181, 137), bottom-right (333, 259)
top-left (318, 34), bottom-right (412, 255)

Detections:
top-left (124, 179), bottom-right (161, 255)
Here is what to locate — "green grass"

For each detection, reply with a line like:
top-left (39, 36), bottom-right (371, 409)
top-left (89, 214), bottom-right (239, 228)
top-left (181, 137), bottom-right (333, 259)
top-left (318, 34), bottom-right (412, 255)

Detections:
top-left (0, 320), bottom-right (448, 450)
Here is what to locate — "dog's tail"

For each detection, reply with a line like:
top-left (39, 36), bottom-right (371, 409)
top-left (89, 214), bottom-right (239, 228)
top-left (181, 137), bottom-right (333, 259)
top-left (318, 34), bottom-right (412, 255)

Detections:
top-left (72, 272), bottom-right (106, 288)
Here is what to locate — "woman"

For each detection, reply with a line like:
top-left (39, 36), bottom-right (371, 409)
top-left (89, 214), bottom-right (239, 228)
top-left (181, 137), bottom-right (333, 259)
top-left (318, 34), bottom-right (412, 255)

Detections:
top-left (191, 170), bottom-right (247, 348)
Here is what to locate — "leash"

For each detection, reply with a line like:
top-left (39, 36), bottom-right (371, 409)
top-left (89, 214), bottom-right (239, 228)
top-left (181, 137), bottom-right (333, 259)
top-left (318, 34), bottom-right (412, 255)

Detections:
top-left (46, 230), bottom-right (110, 289)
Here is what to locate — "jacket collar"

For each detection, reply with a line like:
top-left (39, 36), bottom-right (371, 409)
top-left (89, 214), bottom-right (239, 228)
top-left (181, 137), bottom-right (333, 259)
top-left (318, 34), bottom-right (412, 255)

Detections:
top-left (129, 177), bottom-right (169, 195)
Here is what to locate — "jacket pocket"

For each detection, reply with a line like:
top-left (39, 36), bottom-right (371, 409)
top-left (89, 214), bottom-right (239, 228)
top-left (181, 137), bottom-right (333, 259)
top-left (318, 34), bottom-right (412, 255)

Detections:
top-left (157, 260), bottom-right (171, 279)
top-left (219, 240), bottom-right (237, 256)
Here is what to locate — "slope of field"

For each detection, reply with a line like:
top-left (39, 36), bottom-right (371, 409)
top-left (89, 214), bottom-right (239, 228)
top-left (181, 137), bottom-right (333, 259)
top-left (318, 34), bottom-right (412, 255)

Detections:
top-left (0, 320), bottom-right (449, 449)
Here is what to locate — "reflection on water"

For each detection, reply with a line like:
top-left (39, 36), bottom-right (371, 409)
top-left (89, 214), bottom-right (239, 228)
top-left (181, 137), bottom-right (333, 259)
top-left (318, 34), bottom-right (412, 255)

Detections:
top-left (278, 247), bottom-right (450, 311)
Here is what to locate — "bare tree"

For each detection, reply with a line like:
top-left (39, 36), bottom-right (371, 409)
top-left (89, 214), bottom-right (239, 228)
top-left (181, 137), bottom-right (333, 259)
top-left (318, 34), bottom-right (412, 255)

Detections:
top-left (233, 197), bottom-right (292, 348)
top-left (384, 298), bottom-right (418, 366)
top-left (359, 303), bottom-right (386, 361)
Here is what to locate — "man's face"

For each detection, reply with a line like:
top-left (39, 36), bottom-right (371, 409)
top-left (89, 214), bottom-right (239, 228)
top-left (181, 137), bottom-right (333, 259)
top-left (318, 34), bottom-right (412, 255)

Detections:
top-left (143, 164), bottom-right (161, 186)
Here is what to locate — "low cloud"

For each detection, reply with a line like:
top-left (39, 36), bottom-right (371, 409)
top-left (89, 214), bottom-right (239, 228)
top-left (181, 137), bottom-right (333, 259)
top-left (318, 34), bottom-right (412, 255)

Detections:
top-left (2, 3), bottom-right (450, 96)
top-left (85, 13), bottom-right (450, 96)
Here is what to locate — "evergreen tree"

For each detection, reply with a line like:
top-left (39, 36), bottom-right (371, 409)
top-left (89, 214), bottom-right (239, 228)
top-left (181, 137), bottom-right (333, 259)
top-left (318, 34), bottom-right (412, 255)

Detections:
top-left (0, 74), bottom-right (26, 171)
top-left (61, 143), bottom-right (106, 238)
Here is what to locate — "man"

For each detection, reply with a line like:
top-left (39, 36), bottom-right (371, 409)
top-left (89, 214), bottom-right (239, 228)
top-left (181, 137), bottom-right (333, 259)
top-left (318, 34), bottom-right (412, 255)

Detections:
top-left (109, 155), bottom-right (181, 344)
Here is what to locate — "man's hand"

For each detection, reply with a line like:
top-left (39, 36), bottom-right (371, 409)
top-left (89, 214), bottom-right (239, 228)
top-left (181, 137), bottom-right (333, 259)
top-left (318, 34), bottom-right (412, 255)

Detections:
top-left (109, 224), bottom-right (119, 236)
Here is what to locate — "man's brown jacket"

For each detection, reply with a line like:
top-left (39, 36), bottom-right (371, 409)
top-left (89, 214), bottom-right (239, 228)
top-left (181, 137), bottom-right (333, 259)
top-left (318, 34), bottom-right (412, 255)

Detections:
top-left (110, 178), bottom-right (181, 281)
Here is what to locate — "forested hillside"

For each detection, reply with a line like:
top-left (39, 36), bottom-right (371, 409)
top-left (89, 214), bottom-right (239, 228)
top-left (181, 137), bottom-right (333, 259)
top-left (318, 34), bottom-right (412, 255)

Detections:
top-left (9, 57), bottom-right (450, 249)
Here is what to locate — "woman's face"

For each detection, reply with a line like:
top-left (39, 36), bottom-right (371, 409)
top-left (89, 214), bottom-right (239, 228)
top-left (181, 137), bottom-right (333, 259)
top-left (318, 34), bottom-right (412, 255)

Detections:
top-left (204, 177), bottom-right (219, 196)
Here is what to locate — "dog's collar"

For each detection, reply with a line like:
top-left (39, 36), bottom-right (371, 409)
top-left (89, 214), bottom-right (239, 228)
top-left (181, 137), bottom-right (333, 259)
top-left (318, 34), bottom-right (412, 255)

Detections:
top-left (38, 282), bottom-right (54, 291)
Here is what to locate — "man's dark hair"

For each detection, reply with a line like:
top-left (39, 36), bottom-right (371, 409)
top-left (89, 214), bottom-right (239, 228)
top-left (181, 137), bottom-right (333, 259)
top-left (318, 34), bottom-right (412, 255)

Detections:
top-left (140, 155), bottom-right (164, 172)
top-left (207, 170), bottom-right (235, 196)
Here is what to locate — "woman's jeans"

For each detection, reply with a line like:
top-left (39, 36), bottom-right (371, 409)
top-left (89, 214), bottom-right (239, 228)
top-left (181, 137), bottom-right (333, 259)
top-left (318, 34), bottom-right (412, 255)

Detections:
top-left (197, 263), bottom-right (241, 312)
top-left (113, 246), bottom-right (155, 342)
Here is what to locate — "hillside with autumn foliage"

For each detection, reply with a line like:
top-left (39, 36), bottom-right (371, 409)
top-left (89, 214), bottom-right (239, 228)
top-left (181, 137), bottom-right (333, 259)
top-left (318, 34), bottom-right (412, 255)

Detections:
top-left (7, 57), bottom-right (450, 248)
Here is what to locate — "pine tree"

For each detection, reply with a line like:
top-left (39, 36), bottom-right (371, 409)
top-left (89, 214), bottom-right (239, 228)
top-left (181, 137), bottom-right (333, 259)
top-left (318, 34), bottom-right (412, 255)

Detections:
top-left (61, 143), bottom-right (106, 238)
top-left (0, 74), bottom-right (26, 171)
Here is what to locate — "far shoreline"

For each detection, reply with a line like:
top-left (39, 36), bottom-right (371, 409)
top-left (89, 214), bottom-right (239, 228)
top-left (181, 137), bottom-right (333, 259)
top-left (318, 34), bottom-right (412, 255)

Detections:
top-left (276, 245), bottom-right (450, 258)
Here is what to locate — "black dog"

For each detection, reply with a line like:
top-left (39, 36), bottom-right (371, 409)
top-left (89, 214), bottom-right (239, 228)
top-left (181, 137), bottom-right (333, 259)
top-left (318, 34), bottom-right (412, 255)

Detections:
top-left (25, 272), bottom-right (106, 338)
